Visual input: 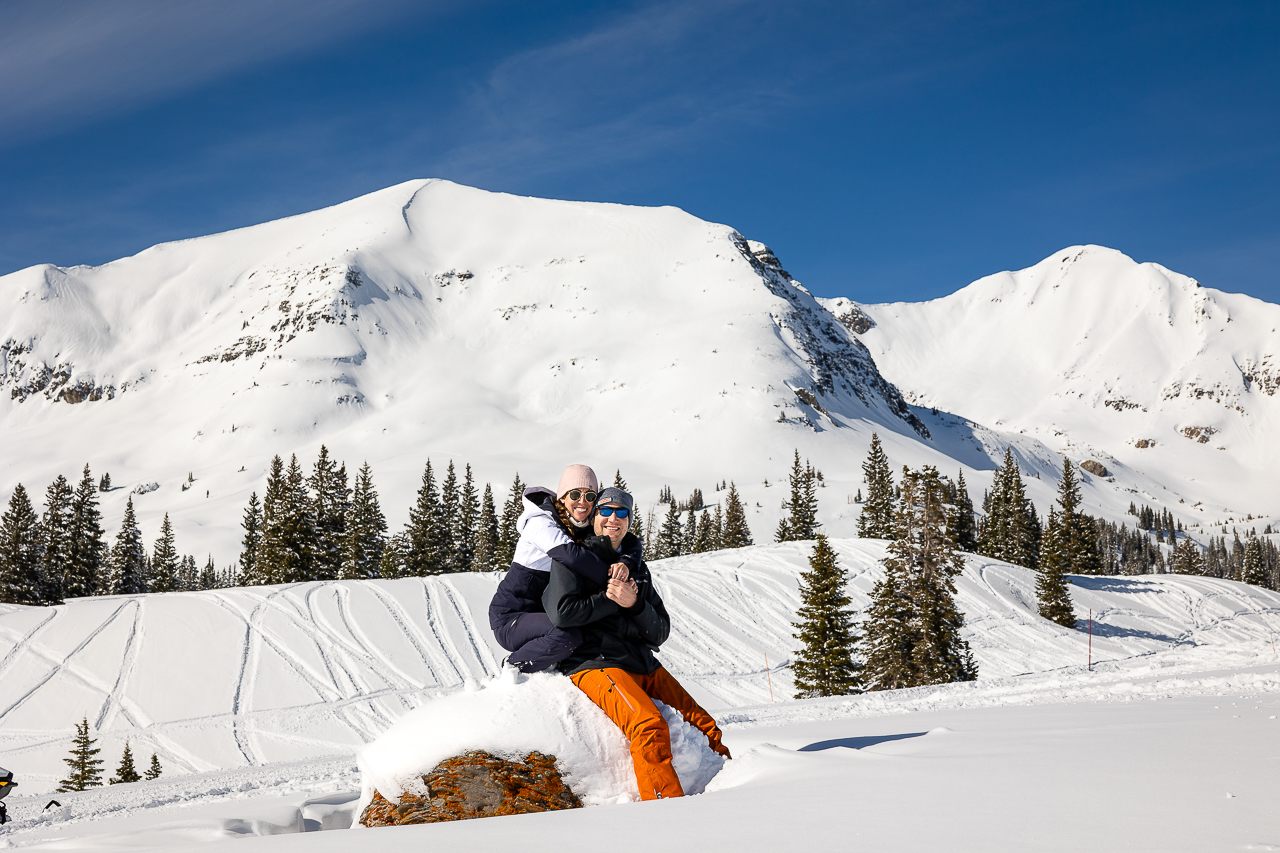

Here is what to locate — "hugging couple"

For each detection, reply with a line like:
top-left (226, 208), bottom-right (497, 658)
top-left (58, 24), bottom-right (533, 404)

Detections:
top-left (488, 464), bottom-right (731, 800)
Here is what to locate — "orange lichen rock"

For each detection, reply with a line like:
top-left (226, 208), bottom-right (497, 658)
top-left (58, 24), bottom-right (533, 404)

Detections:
top-left (359, 750), bottom-right (582, 827)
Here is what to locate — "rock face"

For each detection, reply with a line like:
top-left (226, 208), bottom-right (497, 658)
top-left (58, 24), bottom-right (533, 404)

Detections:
top-left (359, 751), bottom-right (582, 827)
top-left (1080, 459), bottom-right (1110, 477)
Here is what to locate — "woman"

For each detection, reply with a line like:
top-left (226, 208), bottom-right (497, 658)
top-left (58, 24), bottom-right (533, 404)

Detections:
top-left (488, 465), bottom-right (629, 673)
top-left (543, 486), bottom-right (731, 800)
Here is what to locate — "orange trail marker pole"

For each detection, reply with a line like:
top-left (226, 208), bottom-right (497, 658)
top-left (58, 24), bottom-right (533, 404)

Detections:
top-left (765, 652), bottom-right (774, 703)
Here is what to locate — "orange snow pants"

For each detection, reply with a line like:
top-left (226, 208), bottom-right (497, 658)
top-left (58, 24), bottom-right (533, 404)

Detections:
top-left (571, 666), bottom-right (731, 801)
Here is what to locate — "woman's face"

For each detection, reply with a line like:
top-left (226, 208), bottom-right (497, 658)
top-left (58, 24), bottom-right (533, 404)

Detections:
top-left (562, 489), bottom-right (596, 525)
top-left (593, 503), bottom-right (630, 547)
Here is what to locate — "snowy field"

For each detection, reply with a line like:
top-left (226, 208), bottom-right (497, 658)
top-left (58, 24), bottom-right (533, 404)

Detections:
top-left (2, 540), bottom-right (1279, 851)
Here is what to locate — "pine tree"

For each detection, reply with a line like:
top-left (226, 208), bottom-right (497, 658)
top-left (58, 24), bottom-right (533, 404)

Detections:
top-left (655, 501), bottom-right (684, 559)
top-left (149, 514), bottom-right (180, 592)
top-left (949, 470), bottom-right (978, 552)
top-left (66, 465), bottom-right (106, 598)
top-left (405, 461), bottom-right (449, 576)
top-left (978, 448), bottom-right (1040, 569)
top-left (238, 492), bottom-right (264, 585)
top-left (257, 456), bottom-right (287, 584)
top-left (1241, 537), bottom-right (1267, 586)
top-left (1055, 459), bottom-right (1102, 575)
top-left (496, 474), bottom-right (526, 569)
top-left (472, 483), bottom-right (500, 572)
top-left (339, 461), bottom-right (386, 579)
top-left (178, 554), bottom-right (198, 591)
top-left (58, 717), bottom-right (104, 792)
top-left (438, 462), bottom-right (460, 572)
top-left (1170, 537), bottom-right (1206, 575)
top-left (308, 446), bottom-right (349, 582)
top-left (280, 454), bottom-right (317, 582)
top-left (857, 433), bottom-right (895, 539)
top-left (778, 450), bottom-right (819, 541)
top-left (709, 504), bottom-right (724, 550)
top-left (199, 555), bottom-right (220, 590)
top-left (107, 497), bottom-right (148, 595)
top-left (453, 464), bottom-right (479, 572)
top-left (144, 753), bottom-right (162, 780)
top-left (791, 535), bottom-right (860, 697)
top-left (682, 507), bottom-right (698, 554)
top-left (38, 475), bottom-right (73, 604)
top-left (721, 482), bottom-right (753, 548)
top-left (1036, 508), bottom-right (1076, 628)
top-left (859, 466), bottom-right (976, 691)
top-left (693, 511), bottom-right (714, 553)
top-left (0, 484), bottom-right (44, 605)
top-left (109, 740), bottom-right (141, 784)
top-left (378, 532), bottom-right (408, 579)
top-left (613, 470), bottom-right (628, 490)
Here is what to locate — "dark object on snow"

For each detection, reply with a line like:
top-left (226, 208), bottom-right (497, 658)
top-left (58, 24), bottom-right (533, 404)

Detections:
top-left (0, 766), bottom-right (14, 824)
top-left (1080, 459), bottom-right (1110, 477)
top-left (45, 800), bottom-right (61, 810)
top-left (359, 750), bottom-right (580, 827)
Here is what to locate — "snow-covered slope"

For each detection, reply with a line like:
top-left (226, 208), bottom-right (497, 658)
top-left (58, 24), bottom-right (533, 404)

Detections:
top-left (0, 180), bottom-right (936, 561)
top-left (3, 539), bottom-right (1278, 795)
top-left (826, 245), bottom-right (1280, 523)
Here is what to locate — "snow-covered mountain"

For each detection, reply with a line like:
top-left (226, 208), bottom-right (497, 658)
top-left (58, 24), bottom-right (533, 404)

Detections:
top-left (824, 245), bottom-right (1280, 525)
top-left (0, 180), bottom-right (940, 561)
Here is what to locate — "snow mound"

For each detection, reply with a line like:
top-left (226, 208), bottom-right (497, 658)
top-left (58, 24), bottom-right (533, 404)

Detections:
top-left (353, 670), bottom-right (725, 817)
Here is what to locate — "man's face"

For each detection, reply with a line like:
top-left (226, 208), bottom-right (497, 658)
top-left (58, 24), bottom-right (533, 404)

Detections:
top-left (593, 503), bottom-right (630, 546)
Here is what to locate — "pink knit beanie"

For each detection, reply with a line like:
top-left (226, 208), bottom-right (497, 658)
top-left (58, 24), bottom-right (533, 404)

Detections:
top-left (557, 464), bottom-right (599, 499)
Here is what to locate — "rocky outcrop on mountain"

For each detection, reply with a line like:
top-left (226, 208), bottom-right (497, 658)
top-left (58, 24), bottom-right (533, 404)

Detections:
top-left (359, 751), bottom-right (581, 827)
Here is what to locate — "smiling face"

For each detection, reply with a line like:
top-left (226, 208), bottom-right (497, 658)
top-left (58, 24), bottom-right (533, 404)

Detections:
top-left (593, 503), bottom-right (630, 548)
top-left (561, 490), bottom-right (596, 526)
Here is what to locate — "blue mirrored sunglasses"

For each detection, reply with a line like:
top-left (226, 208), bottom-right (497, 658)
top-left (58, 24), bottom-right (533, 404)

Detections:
top-left (597, 506), bottom-right (629, 519)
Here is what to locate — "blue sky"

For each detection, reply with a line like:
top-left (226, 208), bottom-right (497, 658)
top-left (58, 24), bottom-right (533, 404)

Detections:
top-left (1, 0), bottom-right (1277, 304)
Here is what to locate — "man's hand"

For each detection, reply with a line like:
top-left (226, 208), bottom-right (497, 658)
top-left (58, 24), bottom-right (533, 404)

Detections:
top-left (606, 578), bottom-right (639, 608)
top-left (609, 562), bottom-right (630, 581)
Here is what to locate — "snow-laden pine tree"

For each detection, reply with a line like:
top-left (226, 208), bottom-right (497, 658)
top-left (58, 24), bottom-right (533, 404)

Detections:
top-left (1054, 459), bottom-right (1102, 575)
top-left (257, 456), bottom-right (287, 584)
top-left (860, 466), bottom-right (976, 691)
top-left (453, 464), bottom-right (479, 572)
top-left (1037, 508), bottom-right (1076, 628)
top-left (471, 483), bottom-right (500, 572)
top-left (978, 448), bottom-right (1040, 569)
top-left (405, 460), bottom-right (449, 576)
top-left (109, 741), bottom-right (141, 784)
top-left (949, 470), bottom-right (978, 552)
top-left (58, 717), bottom-right (104, 792)
top-left (438, 462), bottom-right (461, 572)
top-left (721, 482), bottom-right (752, 548)
top-left (66, 465), bottom-right (106, 598)
top-left (339, 461), bottom-right (386, 579)
top-left (0, 484), bottom-right (44, 605)
top-left (682, 506), bottom-right (698, 553)
top-left (238, 491), bottom-right (264, 585)
top-left (260, 454), bottom-right (317, 583)
top-left (308, 446), bottom-right (349, 582)
top-left (1241, 537), bottom-right (1267, 586)
top-left (693, 511), bottom-right (714, 553)
top-left (495, 473), bottom-right (525, 569)
top-left (776, 450), bottom-right (820, 542)
top-left (791, 535), bottom-right (860, 697)
top-left (178, 554), bottom-right (198, 591)
top-left (107, 497), bottom-right (148, 595)
top-left (654, 501), bottom-right (684, 560)
top-left (857, 433), bottom-right (895, 539)
top-left (199, 555), bottom-right (220, 590)
top-left (38, 475), bottom-right (74, 604)
top-left (149, 513), bottom-right (180, 592)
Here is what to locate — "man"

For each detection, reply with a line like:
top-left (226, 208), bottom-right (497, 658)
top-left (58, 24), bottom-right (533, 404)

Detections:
top-left (543, 487), bottom-right (730, 800)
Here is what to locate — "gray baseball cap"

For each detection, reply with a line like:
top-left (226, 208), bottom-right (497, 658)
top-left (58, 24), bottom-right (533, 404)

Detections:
top-left (595, 487), bottom-right (634, 515)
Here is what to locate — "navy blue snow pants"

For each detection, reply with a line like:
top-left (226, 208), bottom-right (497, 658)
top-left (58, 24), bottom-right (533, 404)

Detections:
top-left (493, 612), bottom-right (582, 674)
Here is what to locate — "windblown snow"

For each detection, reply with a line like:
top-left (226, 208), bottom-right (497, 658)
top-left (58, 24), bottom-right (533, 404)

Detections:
top-left (2, 541), bottom-right (1279, 850)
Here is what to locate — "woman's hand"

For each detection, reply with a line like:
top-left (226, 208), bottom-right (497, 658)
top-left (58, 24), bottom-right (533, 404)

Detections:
top-left (609, 562), bottom-right (630, 581)
top-left (606, 578), bottom-right (639, 608)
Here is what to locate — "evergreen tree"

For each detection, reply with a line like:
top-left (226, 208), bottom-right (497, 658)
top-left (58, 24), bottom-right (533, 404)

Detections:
top-left (149, 514), bottom-right (180, 593)
top-left (1170, 537), bottom-right (1206, 575)
top-left (978, 449), bottom-right (1040, 569)
top-left (109, 740), bottom-right (141, 784)
top-left (378, 531), bottom-right (408, 579)
top-left (66, 465), bottom-right (106, 598)
top-left (613, 470), bottom-right (628, 490)
top-left (238, 492), bottom-right (264, 585)
top-left (857, 433), bottom-right (896, 539)
top-left (453, 464), bottom-right (479, 572)
top-left (496, 474), bottom-right (525, 569)
top-left (199, 555), bottom-right (220, 590)
top-left (272, 455), bottom-right (317, 583)
top-left (339, 461), bottom-right (386, 579)
top-left (949, 470), bottom-right (978, 552)
top-left (791, 535), bottom-right (860, 697)
top-left (693, 511), bottom-right (714, 553)
top-left (1241, 536), bottom-right (1267, 586)
top-left (107, 497), bottom-right (148, 595)
top-left (257, 456), bottom-right (287, 584)
top-left (405, 461), bottom-right (449, 576)
top-left (721, 482), bottom-right (753, 548)
top-left (629, 502), bottom-right (645, 549)
top-left (1036, 508), bottom-right (1077, 628)
top-left (308, 446), bottom-right (349, 581)
top-left (0, 484), bottom-right (44, 605)
top-left (58, 717), bottom-right (104, 792)
top-left (439, 462), bottom-right (460, 572)
top-left (38, 475), bottom-right (74, 605)
top-left (683, 507), bottom-right (698, 554)
top-left (778, 450), bottom-right (819, 541)
top-left (1055, 459), bottom-right (1102, 575)
top-left (472, 483), bottom-right (500, 572)
top-left (99, 473), bottom-right (112, 492)
top-left (655, 501), bottom-right (684, 559)
top-left (178, 554), bottom-right (198, 591)
top-left (144, 753), bottom-right (162, 780)
top-left (860, 466), bottom-right (976, 690)
top-left (709, 504), bottom-right (724, 550)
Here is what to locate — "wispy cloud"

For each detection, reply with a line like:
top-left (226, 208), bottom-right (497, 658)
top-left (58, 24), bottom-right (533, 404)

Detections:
top-left (0, 0), bottom-right (439, 148)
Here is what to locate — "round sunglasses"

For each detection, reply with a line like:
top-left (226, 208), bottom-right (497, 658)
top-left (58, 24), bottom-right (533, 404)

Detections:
top-left (567, 489), bottom-right (597, 503)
